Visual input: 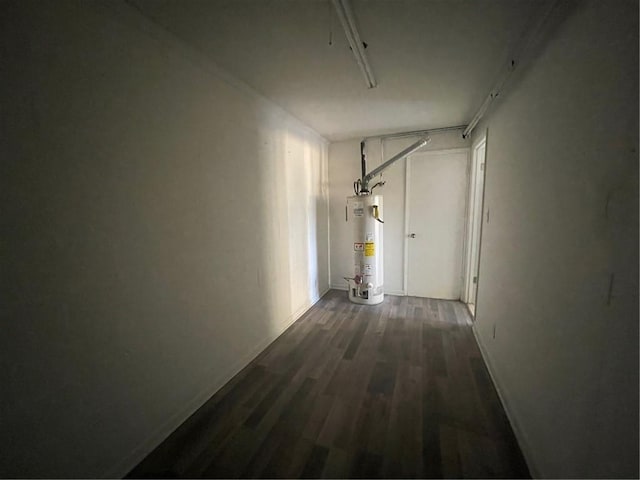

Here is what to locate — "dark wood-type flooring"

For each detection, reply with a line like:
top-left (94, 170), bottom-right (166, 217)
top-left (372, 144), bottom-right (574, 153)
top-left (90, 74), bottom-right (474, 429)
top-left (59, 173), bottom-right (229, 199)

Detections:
top-left (127, 290), bottom-right (529, 479)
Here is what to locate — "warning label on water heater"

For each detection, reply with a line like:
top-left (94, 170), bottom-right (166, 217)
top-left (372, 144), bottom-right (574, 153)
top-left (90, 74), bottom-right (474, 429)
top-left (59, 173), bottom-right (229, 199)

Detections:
top-left (364, 242), bottom-right (375, 256)
top-left (354, 242), bottom-right (364, 251)
top-left (353, 201), bottom-right (364, 216)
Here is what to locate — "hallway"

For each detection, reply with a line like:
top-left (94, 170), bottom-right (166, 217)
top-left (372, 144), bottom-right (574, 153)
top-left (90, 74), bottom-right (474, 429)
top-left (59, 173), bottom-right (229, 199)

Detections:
top-left (129, 290), bottom-right (529, 478)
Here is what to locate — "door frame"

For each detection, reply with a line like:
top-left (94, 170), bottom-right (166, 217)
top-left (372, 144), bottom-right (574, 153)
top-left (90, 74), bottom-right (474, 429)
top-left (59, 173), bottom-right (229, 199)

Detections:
top-left (403, 147), bottom-right (471, 297)
top-left (462, 135), bottom-right (487, 308)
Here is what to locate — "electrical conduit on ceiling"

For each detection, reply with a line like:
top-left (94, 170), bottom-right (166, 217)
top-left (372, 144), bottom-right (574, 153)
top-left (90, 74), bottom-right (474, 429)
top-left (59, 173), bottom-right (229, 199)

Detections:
top-left (331, 0), bottom-right (376, 88)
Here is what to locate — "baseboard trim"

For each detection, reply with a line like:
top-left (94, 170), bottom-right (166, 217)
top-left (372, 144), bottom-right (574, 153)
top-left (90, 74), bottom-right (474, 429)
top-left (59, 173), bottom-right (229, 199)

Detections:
top-left (329, 284), bottom-right (406, 297)
top-left (385, 290), bottom-right (406, 296)
top-left (105, 288), bottom-right (330, 479)
top-left (471, 324), bottom-right (541, 479)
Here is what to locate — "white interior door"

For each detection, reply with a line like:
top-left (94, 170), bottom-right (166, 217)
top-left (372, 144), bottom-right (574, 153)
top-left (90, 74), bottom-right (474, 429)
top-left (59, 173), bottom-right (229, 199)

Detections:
top-left (406, 149), bottom-right (469, 299)
top-left (464, 138), bottom-right (486, 308)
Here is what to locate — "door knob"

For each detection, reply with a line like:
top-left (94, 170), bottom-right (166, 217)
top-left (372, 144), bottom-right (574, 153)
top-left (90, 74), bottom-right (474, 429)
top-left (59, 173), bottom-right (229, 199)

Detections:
top-left (409, 233), bottom-right (416, 238)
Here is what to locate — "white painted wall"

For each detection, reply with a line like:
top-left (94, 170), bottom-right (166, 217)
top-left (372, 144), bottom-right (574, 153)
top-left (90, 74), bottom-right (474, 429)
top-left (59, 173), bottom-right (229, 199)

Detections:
top-left (329, 131), bottom-right (469, 294)
top-left (0, 1), bottom-right (328, 477)
top-left (470, 0), bottom-right (638, 477)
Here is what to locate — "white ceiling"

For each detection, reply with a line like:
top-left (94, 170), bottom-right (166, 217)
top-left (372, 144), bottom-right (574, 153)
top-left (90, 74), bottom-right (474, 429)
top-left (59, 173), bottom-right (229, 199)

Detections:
top-left (131, 0), bottom-right (538, 141)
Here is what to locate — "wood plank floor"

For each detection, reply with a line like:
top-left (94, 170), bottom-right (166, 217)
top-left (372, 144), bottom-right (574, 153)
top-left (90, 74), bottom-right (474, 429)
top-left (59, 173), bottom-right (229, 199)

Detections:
top-left (127, 290), bottom-right (530, 479)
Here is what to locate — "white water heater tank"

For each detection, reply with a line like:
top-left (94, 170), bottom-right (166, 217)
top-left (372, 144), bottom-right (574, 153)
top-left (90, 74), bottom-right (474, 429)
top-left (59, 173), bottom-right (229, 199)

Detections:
top-left (346, 194), bottom-right (384, 305)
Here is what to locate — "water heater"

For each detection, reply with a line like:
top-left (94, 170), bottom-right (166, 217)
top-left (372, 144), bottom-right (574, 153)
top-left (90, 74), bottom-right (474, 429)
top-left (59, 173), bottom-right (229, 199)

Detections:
top-left (346, 194), bottom-right (384, 305)
top-left (345, 137), bottom-right (430, 305)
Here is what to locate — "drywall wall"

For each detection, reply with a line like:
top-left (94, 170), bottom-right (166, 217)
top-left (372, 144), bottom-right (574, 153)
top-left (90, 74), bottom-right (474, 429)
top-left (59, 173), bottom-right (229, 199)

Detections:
top-left (0, 1), bottom-right (328, 477)
top-left (329, 131), bottom-right (469, 295)
top-left (470, 0), bottom-right (638, 477)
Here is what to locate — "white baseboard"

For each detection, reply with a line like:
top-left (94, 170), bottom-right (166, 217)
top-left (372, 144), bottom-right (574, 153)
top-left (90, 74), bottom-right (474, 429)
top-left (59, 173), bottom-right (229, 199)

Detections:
top-left (471, 325), bottom-right (541, 479)
top-left (385, 290), bottom-right (406, 296)
top-left (329, 284), bottom-right (406, 297)
top-left (106, 288), bottom-right (329, 479)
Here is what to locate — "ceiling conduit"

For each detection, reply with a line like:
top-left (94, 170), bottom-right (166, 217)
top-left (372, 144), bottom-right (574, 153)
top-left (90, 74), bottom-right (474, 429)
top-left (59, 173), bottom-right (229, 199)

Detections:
top-left (462, 0), bottom-right (560, 138)
top-left (332, 0), bottom-right (377, 89)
